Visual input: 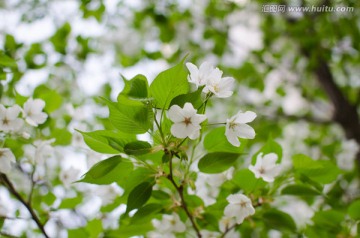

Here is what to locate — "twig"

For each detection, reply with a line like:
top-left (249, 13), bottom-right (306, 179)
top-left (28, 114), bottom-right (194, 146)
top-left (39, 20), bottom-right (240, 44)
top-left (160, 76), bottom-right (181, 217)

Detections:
top-left (0, 231), bottom-right (19, 238)
top-left (167, 155), bottom-right (202, 238)
top-left (0, 174), bottom-right (49, 238)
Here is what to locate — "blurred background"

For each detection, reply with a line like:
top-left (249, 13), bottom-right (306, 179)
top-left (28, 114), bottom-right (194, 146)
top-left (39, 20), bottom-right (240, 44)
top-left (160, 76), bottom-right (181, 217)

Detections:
top-left (0, 0), bottom-right (360, 237)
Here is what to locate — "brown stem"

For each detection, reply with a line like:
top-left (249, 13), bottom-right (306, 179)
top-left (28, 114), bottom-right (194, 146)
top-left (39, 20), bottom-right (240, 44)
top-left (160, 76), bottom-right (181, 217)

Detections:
top-left (0, 174), bottom-right (49, 238)
top-left (167, 156), bottom-right (202, 238)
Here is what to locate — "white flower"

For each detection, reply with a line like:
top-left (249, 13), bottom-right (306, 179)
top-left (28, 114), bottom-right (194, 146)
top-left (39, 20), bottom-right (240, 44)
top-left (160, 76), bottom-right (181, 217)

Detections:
top-left (224, 194), bottom-right (255, 224)
top-left (186, 61), bottom-right (235, 98)
top-left (95, 185), bottom-right (120, 205)
top-left (186, 61), bottom-right (216, 88)
top-left (23, 98), bottom-right (48, 126)
top-left (34, 139), bottom-right (55, 164)
top-left (0, 104), bottom-right (23, 132)
top-left (149, 213), bottom-right (186, 237)
top-left (249, 153), bottom-right (281, 182)
top-left (337, 139), bottom-right (360, 171)
top-left (0, 148), bottom-right (16, 174)
top-left (0, 198), bottom-right (8, 216)
top-left (168, 103), bottom-right (207, 140)
top-left (225, 111), bottom-right (256, 147)
top-left (60, 167), bottom-right (80, 188)
top-left (203, 71), bottom-right (235, 98)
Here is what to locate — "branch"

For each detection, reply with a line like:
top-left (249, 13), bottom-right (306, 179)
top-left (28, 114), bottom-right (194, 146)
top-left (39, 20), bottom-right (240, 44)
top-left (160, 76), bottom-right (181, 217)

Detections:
top-left (0, 231), bottom-right (19, 238)
top-left (0, 174), bottom-right (49, 238)
top-left (167, 155), bottom-right (202, 238)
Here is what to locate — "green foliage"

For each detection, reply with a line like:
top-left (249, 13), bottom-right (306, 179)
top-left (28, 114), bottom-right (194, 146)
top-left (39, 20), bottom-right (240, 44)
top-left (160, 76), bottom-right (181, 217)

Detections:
top-left (204, 127), bottom-right (246, 153)
top-left (124, 141), bottom-right (152, 155)
top-left (126, 182), bottom-right (154, 213)
top-left (119, 74), bottom-right (149, 99)
top-left (149, 57), bottom-right (189, 109)
top-left (293, 154), bottom-right (341, 184)
top-left (103, 97), bottom-right (153, 134)
top-left (79, 156), bottom-right (133, 185)
top-left (78, 130), bottom-right (132, 154)
top-left (263, 209), bottom-right (297, 232)
top-left (198, 152), bottom-right (241, 174)
top-left (232, 169), bottom-right (266, 193)
top-left (348, 200), bottom-right (360, 220)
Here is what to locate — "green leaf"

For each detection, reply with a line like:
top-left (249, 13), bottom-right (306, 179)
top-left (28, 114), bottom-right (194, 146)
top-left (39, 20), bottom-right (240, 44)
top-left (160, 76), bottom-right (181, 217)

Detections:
top-left (198, 152), bottom-right (240, 174)
top-left (126, 182), bottom-right (153, 213)
top-left (293, 154), bottom-right (341, 184)
top-left (0, 52), bottom-right (17, 67)
top-left (34, 85), bottom-right (62, 113)
top-left (149, 57), bottom-right (189, 109)
top-left (86, 219), bottom-right (103, 238)
top-left (348, 200), bottom-right (360, 220)
top-left (50, 22), bottom-right (71, 54)
top-left (52, 128), bottom-right (72, 146)
top-left (59, 196), bottom-right (83, 209)
top-left (204, 127), bottom-right (246, 153)
top-left (263, 209), bottom-right (297, 232)
top-left (124, 141), bottom-right (152, 155)
top-left (169, 86), bottom-right (203, 108)
top-left (78, 130), bottom-right (123, 154)
top-left (103, 97), bottom-right (153, 134)
top-left (281, 184), bottom-right (322, 196)
top-left (68, 228), bottom-right (88, 238)
top-left (232, 169), bottom-right (266, 193)
top-left (312, 210), bottom-right (344, 232)
top-left (79, 156), bottom-right (133, 185)
top-left (119, 74), bottom-right (149, 99)
top-left (130, 203), bottom-right (163, 224)
top-left (105, 223), bottom-right (153, 238)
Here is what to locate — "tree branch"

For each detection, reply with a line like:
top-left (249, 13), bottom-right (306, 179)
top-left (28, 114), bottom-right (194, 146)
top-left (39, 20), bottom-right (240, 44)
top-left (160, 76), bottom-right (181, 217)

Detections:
top-left (167, 155), bottom-right (202, 238)
top-left (0, 174), bottom-right (49, 238)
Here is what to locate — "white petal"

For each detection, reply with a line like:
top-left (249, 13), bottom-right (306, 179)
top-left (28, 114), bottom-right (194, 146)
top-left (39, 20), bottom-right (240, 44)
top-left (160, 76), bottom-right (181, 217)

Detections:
top-left (192, 114), bottom-right (207, 124)
top-left (225, 127), bottom-right (240, 147)
top-left (235, 124), bottom-right (256, 139)
top-left (168, 105), bottom-right (184, 123)
top-left (32, 99), bottom-right (46, 112)
top-left (188, 128), bottom-right (200, 140)
top-left (262, 153), bottom-right (278, 166)
top-left (224, 204), bottom-right (241, 218)
top-left (31, 112), bottom-right (47, 125)
top-left (234, 111), bottom-right (257, 124)
top-left (182, 103), bottom-right (197, 117)
top-left (25, 117), bottom-right (38, 127)
top-left (215, 90), bottom-right (233, 98)
top-left (6, 105), bottom-right (21, 119)
top-left (170, 123), bottom-right (189, 138)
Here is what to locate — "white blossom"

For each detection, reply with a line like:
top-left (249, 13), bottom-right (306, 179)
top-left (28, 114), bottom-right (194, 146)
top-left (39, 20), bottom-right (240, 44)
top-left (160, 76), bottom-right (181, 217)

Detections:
top-left (249, 153), bottom-right (281, 182)
top-left (224, 193), bottom-right (255, 224)
top-left (337, 139), bottom-right (360, 171)
top-left (186, 61), bottom-right (216, 88)
top-left (148, 213), bottom-right (186, 237)
top-left (0, 197), bottom-right (8, 216)
top-left (225, 111), bottom-right (256, 146)
top-left (168, 103), bottom-right (207, 139)
top-left (0, 148), bottom-right (16, 174)
top-left (186, 61), bottom-right (235, 98)
top-left (203, 72), bottom-right (235, 98)
top-left (60, 167), bottom-right (81, 188)
top-left (0, 104), bottom-right (23, 132)
top-left (23, 98), bottom-right (48, 127)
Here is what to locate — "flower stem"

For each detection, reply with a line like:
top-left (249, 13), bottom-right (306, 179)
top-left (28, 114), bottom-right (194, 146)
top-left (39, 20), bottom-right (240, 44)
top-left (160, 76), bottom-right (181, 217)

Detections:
top-left (167, 156), bottom-right (202, 238)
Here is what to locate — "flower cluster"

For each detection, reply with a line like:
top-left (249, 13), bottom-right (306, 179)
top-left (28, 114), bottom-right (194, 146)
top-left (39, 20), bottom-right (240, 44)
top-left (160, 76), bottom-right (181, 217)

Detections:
top-left (0, 98), bottom-right (48, 132)
top-left (168, 61), bottom-right (256, 147)
top-left (0, 98), bottom-right (48, 174)
top-left (186, 62), bottom-right (235, 98)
